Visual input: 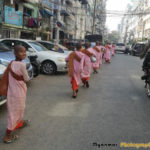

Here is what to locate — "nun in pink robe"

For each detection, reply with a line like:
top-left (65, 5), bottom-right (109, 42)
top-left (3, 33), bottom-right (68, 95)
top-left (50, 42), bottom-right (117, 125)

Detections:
top-left (104, 45), bottom-right (111, 63)
top-left (7, 61), bottom-right (29, 131)
top-left (92, 46), bottom-right (101, 71)
top-left (65, 50), bottom-right (84, 92)
top-left (81, 47), bottom-right (93, 86)
top-left (72, 51), bottom-right (85, 87)
top-left (98, 45), bottom-right (104, 66)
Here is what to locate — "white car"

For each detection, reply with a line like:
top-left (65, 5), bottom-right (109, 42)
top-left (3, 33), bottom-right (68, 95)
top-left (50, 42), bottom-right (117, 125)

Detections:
top-left (0, 39), bottom-right (68, 75)
top-left (115, 43), bottom-right (126, 53)
top-left (37, 40), bottom-right (72, 56)
top-left (0, 64), bottom-right (7, 106)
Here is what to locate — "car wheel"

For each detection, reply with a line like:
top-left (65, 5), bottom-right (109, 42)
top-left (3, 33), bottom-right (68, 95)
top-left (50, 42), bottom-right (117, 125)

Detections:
top-left (41, 61), bottom-right (57, 75)
top-left (131, 51), bottom-right (135, 56)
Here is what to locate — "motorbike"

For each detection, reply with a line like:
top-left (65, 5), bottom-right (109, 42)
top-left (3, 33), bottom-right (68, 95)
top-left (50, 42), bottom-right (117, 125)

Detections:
top-left (141, 65), bottom-right (150, 97)
top-left (28, 55), bottom-right (40, 77)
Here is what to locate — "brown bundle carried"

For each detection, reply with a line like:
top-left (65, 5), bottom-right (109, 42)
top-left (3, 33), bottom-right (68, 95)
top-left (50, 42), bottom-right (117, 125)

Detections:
top-left (68, 52), bottom-right (81, 77)
top-left (82, 49), bottom-right (93, 57)
top-left (0, 61), bottom-right (24, 96)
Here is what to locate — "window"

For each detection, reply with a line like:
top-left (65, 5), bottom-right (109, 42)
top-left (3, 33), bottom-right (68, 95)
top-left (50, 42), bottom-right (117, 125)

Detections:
top-left (23, 7), bottom-right (33, 17)
top-left (39, 42), bottom-right (54, 50)
top-left (29, 42), bottom-right (48, 51)
top-left (116, 43), bottom-right (125, 46)
top-left (15, 3), bottom-right (19, 11)
top-left (15, 41), bottom-right (31, 50)
top-left (1, 40), bottom-right (15, 49)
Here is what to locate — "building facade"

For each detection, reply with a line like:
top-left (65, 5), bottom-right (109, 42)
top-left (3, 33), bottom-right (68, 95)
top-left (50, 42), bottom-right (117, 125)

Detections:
top-left (0, 0), bottom-right (107, 42)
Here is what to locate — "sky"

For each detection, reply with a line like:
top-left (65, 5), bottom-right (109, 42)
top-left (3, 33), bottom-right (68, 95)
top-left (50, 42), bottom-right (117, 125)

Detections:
top-left (106, 0), bottom-right (131, 32)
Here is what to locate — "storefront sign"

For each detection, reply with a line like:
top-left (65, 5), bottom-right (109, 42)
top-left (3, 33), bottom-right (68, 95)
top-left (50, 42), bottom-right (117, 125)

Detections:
top-left (4, 6), bottom-right (22, 26)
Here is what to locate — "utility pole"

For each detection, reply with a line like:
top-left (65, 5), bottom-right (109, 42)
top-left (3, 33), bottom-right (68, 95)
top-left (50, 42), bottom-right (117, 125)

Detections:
top-left (55, 0), bottom-right (60, 44)
top-left (92, 0), bottom-right (96, 35)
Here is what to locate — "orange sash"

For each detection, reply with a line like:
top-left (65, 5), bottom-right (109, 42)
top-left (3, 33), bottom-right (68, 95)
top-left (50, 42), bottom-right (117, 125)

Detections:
top-left (82, 49), bottom-right (93, 57)
top-left (94, 46), bottom-right (100, 52)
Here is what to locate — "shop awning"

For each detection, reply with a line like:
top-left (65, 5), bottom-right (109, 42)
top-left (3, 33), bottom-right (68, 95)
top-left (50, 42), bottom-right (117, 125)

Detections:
top-left (40, 8), bottom-right (53, 17)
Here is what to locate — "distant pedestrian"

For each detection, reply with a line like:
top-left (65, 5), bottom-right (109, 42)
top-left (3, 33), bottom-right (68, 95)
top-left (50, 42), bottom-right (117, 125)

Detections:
top-left (66, 43), bottom-right (84, 98)
top-left (98, 42), bottom-right (104, 67)
top-left (112, 44), bottom-right (115, 56)
top-left (104, 43), bottom-right (111, 63)
top-left (3, 45), bottom-right (30, 144)
top-left (92, 41), bottom-right (101, 73)
top-left (81, 42), bottom-right (93, 88)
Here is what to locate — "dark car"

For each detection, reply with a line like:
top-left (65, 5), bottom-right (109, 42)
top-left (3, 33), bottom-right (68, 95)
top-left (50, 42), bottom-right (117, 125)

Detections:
top-left (131, 43), bottom-right (146, 56)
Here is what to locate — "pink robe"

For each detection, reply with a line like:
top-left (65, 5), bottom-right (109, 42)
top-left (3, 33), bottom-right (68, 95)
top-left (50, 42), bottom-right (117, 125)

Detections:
top-left (91, 46), bottom-right (101, 69)
top-left (98, 46), bottom-right (103, 65)
top-left (7, 61), bottom-right (29, 130)
top-left (66, 51), bottom-right (85, 86)
top-left (73, 51), bottom-right (84, 85)
top-left (81, 48), bottom-right (92, 79)
top-left (104, 46), bottom-right (111, 61)
top-left (112, 46), bottom-right (115, 56)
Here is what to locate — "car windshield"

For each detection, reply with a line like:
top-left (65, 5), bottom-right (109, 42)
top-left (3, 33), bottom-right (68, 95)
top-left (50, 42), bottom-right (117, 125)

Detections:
top-left (116, 43), bottom-right (125, 46)
top-left (29, 42), bottom-right (48, 51)
top-left (0, 43), bottom-right (11, 52)
top-left (135, 44), bottom-right (144, 49)
top-left (39, 42), bottom-right (54, 51)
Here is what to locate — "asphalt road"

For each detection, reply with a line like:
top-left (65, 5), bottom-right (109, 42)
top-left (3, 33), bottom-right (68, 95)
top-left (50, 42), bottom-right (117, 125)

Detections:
top-left (0, 54), bottom-right (150, 150)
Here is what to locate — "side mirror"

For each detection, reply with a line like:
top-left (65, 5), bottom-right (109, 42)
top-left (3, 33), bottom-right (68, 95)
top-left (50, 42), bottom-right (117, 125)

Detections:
top-left (28, 48), bottom-right (34, 52)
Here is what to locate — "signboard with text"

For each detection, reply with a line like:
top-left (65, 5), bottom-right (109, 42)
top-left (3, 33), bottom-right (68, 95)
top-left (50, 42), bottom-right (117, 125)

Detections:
top-left (4, 6), bottom-right (22, 26)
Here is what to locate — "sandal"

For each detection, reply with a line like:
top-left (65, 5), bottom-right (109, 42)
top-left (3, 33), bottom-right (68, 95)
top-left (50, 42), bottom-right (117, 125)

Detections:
top-left (19, 120), bottom-right (30, 129)
top-left (86, 81), bottom-right (89, 88)
top-left (72, 95), bottom-right (77, 99)
top-left (3, 134), bottom-right (19, 144)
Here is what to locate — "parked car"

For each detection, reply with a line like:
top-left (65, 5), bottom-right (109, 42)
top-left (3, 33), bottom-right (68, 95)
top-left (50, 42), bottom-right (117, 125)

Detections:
top-left (37, 40), bottom-right (72, 56)
top-left (0, 63), bottom-right (7, 106)
top-left (125, 44), bottom-right (132, 54)
top-left (0, 42), bottom-right (33, 79)
top-left (115, 43), bottom-right (126, 53)
top-left (131, 42), bottom-right (146, 56)
top-left (0, 39), bottom-right (68, 75)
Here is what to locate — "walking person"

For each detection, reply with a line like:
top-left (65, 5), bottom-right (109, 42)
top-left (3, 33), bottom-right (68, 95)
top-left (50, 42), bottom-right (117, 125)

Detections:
top-left (81, 42), bottom-right (93, 88)
top-left (92, 41), bottom-right (101, 73)
top-left (104, 43), bottom-right (111, 63)
top-left (98, 42), bottom-right (104, 67)
top-left (112, 44), bottom-right (115, 56)
top-left (66, 43), bottom-right (84, 98)
top-left (3, 45), bottom-right (30, 144)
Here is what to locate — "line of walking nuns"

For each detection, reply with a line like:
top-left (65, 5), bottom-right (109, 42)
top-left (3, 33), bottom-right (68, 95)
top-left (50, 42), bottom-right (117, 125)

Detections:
top-left (66, 42), bottom-right (115, 98)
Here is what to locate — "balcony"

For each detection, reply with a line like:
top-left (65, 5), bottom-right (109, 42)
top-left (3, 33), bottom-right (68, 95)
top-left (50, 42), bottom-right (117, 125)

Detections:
top-left (23, 15), bottom-right (38, 28)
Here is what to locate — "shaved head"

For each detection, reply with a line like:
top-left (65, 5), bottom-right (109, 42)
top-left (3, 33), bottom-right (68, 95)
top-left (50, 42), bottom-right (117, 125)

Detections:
top-left (14, 45), bottom-right (26, 53)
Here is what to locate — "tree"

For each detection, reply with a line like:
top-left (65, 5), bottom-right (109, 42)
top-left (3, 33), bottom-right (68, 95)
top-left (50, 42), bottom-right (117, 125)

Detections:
top-left (107, 31), bottom-right (120, 43)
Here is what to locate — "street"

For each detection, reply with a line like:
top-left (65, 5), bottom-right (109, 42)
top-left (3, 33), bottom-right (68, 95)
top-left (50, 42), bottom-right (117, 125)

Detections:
top-left (1, 54), bottom-right (150, 150)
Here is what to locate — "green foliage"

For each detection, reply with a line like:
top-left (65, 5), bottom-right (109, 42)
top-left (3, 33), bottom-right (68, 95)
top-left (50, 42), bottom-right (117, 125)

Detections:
top-left (107, 31), bottom-right (120, 43)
